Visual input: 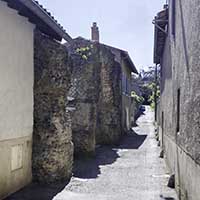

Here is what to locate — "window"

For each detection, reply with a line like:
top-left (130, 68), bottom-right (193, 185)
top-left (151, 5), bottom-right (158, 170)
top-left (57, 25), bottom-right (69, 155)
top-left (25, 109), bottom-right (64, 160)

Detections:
top-left (161, 111), bottom-right (164, 146)
top-left (122, 73), bottom-right (130, 95)
top-left (162, 111), bottom-right (164, 131)
top-left (176, 88), bottom-right (180, 132)
top-left (122, 73), bottom-right (126, 94)
top-left (171, 0), bottom-right (176, 36)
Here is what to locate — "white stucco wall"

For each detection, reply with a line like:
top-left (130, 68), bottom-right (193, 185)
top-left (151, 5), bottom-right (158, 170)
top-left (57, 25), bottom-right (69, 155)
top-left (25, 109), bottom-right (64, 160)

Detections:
top-left (0, 1), bottom-right (35, 199)
top-left (0, 1), bottom-right (34, 141)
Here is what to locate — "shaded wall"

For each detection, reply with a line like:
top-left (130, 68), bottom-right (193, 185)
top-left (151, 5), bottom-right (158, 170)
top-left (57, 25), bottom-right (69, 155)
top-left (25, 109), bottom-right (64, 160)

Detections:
top-left (67, 38), bottom-right (100, 156)
top-left (67, 38), bottom-right (123, 155)
top-left (33, 31), bottom-right (73, 183)
top-left (96, 45), bottom-right (122, 144)
top-left (158, 0), bottom-right (200, 199)
top-left (121, 59), bottom-right (132, 132)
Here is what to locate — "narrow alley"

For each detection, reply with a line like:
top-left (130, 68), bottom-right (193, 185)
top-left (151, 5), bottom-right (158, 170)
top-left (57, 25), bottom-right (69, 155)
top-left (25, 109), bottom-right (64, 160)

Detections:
top-left (1, 1), bottom-right (200, 199)
top-left (52, 106), bottom-right (177, 200)
top-left (5, 107), bottom-right (178, 200)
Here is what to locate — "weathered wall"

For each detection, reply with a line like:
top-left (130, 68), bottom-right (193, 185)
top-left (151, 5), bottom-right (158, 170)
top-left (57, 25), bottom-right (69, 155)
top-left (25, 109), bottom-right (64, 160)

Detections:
top-left (121, 59), bottom-right (133, 132)
top-left (0, 2), bottom-right (34, 198)
top-left (159, 0), bottom-right (200, 199)
top-left (33, 31), bottom-right (73, 183)
top-left (106, 46), bottom-right (135, 132)
top-left (67, 38), bottom-right (123, 154)
top-left (96, 46), bottom-right (122, 144)
top-left (67, 38), bottom-right (100, 156)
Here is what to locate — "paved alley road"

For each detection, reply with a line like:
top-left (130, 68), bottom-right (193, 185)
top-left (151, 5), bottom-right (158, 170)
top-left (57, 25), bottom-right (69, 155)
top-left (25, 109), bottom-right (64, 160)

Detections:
top-left (53, 106), bottom-right (178, 200)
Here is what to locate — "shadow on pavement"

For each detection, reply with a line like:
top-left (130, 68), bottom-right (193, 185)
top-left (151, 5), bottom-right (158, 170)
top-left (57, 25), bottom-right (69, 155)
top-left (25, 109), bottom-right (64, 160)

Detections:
top-left (4, 182), bottom-right (68, 200)
top-left (118, 130), bottom-right (147, 150)
top-left (133, 110), bottom-right (145, 127)
top-left (5, 129), bottom-right (148, 199)
top-left (73, 146), bottom-right (119, 179)
top-left (73, 130), bottom-right (147, 179)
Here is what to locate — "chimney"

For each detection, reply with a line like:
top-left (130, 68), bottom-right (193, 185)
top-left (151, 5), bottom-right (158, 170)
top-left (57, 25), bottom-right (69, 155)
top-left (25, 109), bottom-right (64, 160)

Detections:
top-left (91, 22), bottom-right (99, 42)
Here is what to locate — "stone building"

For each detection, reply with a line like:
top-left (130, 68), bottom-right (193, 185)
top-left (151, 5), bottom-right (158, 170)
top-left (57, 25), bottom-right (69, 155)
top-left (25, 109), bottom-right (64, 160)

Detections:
top-left (0, 0), bottom-right (72, 198)
top-left (33, 31), bottom-right (73, 183)
top-left (154, 1), bottom-right (200, 200)
top-left (67, 23), bottom-right (138, 156)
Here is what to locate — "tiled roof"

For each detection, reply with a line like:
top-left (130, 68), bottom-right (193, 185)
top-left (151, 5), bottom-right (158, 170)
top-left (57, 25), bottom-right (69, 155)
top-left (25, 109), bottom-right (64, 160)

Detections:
top-left (33, 0), bottom-right (66, 34)
top-left (3, 0), bottom-right (73, 42)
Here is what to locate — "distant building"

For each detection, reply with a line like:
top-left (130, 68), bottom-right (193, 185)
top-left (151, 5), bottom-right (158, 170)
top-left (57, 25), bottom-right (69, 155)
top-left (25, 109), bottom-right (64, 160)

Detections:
top-left (90, 22), bottom-right (138, 134)
top-left (66, 23), bottom-right (138, 155)
top-left (0, 0), bottom-right (72, 198)
top-left (154, 1), bottom-right (200, 199)
top-left (101, 43), bottom-right (138, 132)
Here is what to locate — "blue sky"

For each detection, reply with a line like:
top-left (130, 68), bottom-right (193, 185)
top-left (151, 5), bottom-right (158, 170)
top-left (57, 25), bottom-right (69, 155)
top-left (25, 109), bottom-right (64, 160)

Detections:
top-left (39, 0), bottom-right (165, 70)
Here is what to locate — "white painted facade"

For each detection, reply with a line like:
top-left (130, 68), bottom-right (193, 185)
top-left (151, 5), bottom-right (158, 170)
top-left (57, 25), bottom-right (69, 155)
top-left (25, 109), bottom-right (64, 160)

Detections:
top-left (0, 1), bottom-right (35, 198)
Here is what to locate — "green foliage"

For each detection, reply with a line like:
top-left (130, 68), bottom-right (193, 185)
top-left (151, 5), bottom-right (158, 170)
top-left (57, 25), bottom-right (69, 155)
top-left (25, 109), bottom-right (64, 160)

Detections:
top-left (148, 86), bottom-right (160, 109)
top-left (76, 46), bottom-right (93, 60)
top-left (76, 46), bottom-right (90, 53)
top-left (82, 55), bottom-right (88, 60)
top-left (131, 91), bottom-right (144, 104)
top-left (76, 44), bottom-right (94, 60)
top-left (147, 82), bottom-right (156, 90)
top-left (136, 66), bottom-right (161, 111)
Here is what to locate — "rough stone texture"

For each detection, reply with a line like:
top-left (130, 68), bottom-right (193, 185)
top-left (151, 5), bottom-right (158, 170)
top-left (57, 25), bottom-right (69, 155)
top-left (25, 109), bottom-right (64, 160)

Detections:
top-left (156, 0), bottom-right (200, 199)
top-left (96, 45), bottom-right (122, 144)
top-left (67, 38), bottom-right (123, 155)
top-left (33, 30), bottom-right (73, 183)
top-left (66, 38), bottom-right (100, 156)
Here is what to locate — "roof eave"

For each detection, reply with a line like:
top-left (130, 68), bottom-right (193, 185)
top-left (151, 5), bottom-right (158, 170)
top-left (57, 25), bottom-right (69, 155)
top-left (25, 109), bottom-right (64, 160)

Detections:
top-left (17, 0), bottom-right (73, 43)
top-left (122, 52), bottom-right (138, 74)
top-left (153, 8), bottom-right (168, 64)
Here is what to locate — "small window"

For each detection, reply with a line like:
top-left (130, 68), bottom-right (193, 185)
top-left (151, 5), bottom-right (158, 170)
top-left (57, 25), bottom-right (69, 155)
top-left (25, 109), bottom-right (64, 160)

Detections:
top-left (122, 73), bottom-right (130, 95)
top-left (162, 111), bottom-right (164, 131)
top-left (161, 111), bottom-right (164, 146)
top-left (176, 88), bottom-right (180, 132)
top-left (171, 0), bottom-right (176, 36)
top-left (126, 77), bottom-right (130, 95)
top-left (122, 73), bottom-right (126, 94)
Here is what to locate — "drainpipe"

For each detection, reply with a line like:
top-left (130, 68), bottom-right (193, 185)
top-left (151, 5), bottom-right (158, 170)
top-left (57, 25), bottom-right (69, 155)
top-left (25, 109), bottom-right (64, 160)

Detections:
top-left (154, 64), bottom-right (158, 121)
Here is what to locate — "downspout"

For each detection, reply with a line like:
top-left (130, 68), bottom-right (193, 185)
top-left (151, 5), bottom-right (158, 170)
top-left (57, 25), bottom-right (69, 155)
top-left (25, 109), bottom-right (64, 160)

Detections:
top-left (154, 64), bottom-right (158, 122)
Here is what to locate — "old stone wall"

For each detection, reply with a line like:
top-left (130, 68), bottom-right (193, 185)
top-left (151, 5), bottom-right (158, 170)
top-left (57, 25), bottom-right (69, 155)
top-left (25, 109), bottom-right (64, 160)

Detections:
top-left (67, 38), bottom-right (100, 156)
top-left (159, 0), bottom-right (200, 199)
top-left (67, 38), bottom-right (123, 155)
top-left (96, 45), bottom-right (122, 145)
top-left (33, 30), bottom-right (73, 183)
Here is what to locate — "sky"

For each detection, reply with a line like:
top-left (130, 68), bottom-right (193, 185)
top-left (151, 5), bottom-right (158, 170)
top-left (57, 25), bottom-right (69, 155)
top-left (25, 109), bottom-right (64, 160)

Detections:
top-left (39, 0), bottom-right (165, 70)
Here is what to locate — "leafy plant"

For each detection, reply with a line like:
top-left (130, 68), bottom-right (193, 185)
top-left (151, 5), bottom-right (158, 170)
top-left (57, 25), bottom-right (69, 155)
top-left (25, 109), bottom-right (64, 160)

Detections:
top-left (131, 91), bottom-right (144, 104)
top-left (148, 86), bottom-right (160, 109)
top-left (76, 46), bottom-right (93, 61)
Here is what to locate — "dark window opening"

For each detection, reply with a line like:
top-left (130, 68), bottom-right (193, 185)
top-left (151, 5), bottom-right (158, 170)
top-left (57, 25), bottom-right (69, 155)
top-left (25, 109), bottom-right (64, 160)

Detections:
top-left (126, 77), bottom-right (128, 94)
top-left (176, 88), bottom-right (180, 132)
top-left (122, 73), bottom-right (130, 95)
top-left (161, 111), bottom-right (164, 146)
top-left (162, 111), bottom-right (164, 131)
top-left (171, 0), bottom-right (176, 36)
